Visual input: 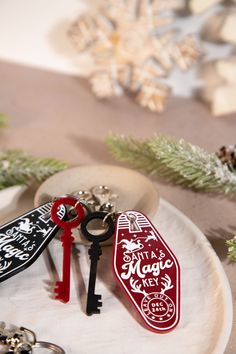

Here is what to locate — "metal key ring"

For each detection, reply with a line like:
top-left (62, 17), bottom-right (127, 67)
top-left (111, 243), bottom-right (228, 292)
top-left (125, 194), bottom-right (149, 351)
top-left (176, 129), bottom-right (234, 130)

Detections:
top-left (80, 211), bottom-right (115, 243)
top-left (51, 196), bottom-right (84, 229)
top-left (34, 341), bottom-right (65, 353)
top-left (7, 327), bottom-right (66, 354)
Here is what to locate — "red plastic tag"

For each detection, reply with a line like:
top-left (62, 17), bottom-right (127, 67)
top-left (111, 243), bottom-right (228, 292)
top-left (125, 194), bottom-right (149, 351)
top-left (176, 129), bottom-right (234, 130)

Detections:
top-left (113, 211), bottom-right (180, 333)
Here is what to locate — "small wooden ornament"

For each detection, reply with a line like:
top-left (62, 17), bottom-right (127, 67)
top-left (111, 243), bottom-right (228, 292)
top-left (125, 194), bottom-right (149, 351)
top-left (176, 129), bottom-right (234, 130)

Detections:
top-left (113, 211), bottom-right (180, 332)
top-left (200, 58), bottom-right (236, 116)
top-left (201, 10), bottom-right (236, 45)
top-left (189, 0), bottom-right (223, 14)
top-left (210, 84), bottom-right (236, 116)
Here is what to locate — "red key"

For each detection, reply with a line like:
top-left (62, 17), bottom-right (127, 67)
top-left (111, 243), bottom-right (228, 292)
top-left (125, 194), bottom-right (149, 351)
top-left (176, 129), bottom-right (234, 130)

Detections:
top-left (51, 197), bottom-right (84, 303)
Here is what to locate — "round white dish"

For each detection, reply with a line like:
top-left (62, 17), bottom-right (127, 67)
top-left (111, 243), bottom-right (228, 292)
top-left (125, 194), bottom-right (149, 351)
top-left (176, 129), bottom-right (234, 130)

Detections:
top-left (0, 186), bottom-right (232, 354)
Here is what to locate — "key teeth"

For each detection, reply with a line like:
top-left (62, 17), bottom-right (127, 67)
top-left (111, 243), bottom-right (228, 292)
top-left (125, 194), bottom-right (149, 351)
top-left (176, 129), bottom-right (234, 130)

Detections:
top-left (54, 281), bottom-right (69, 303)
top-left (97, 301), bottom-right (102, 308)
top-left (54, 287), bottom-right (62, 296)
top-left (95, 294), bottom-right (102, 308)
top-left (87, 308), bottom-right (101, 316)
top-left (86, 294), bottom-right (103, 315)
top-left (54, 281), bottom-right (63, 293)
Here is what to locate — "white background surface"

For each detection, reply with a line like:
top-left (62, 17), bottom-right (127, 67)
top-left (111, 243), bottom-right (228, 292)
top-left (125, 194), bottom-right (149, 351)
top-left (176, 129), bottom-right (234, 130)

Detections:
top-left (0, 0), bottom-right (233, 97)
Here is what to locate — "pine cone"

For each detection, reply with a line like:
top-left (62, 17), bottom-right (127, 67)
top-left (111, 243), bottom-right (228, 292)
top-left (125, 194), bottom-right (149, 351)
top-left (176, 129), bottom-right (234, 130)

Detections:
top-left (217, 145), bottom-right (236, 171)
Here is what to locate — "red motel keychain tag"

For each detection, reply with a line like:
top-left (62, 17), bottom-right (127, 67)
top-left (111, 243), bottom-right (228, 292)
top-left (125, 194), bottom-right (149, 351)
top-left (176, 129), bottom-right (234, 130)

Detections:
top-left (113, 211), bottom-right (180, 333)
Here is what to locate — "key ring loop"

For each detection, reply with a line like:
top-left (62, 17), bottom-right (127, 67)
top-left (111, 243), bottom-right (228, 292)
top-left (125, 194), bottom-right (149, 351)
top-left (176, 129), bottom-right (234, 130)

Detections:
top-left (80, 211), bottom-right (115, 243)
top-left (20, 327), bottom-right (65, 353)
top-left (14, 341), bottom-right (65, 353)
top-left (34, 341), bottom-right (65, 353)
top-left (51, 197), bottom-right (84, 229)
top-left (0, 327), bottom-right (66, 354)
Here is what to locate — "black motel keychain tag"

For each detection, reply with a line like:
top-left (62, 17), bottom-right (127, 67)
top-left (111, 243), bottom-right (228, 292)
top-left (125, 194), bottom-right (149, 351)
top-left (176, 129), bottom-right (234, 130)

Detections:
top-left (0, 202), bottom-right (66, 283)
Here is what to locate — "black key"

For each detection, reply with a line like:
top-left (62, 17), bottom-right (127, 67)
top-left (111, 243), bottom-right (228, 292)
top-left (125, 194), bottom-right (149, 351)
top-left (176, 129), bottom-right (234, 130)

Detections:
top-left (80, 211), bottom-right (115, 315)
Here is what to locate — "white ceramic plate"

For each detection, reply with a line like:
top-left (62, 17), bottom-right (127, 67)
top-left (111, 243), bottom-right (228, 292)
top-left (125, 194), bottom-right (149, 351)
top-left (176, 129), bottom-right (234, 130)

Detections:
top-left (0, 188), bottom-right (232, 354)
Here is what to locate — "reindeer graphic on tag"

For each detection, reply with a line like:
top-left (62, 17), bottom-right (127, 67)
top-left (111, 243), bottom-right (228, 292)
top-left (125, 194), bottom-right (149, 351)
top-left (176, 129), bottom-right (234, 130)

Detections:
top-left (113, 211), bottom-right (180, 333)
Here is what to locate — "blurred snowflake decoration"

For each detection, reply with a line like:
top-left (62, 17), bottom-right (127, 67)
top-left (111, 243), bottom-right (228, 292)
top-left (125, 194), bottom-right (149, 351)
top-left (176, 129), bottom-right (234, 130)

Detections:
top-left (69, 0), bottom-right (202, 112)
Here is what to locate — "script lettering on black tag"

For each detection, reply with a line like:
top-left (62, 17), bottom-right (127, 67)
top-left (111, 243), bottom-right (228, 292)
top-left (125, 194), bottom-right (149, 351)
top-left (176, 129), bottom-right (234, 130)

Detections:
top-left (0, 202), bottom-right (66, 282)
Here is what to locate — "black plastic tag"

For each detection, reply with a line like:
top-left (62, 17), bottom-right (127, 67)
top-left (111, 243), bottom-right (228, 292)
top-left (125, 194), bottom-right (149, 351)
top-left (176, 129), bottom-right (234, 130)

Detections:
top-left (0, 202), bottom-right (66, 283)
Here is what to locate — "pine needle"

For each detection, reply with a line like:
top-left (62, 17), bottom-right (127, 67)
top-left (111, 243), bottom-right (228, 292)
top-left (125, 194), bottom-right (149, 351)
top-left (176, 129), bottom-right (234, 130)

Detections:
top-left (0, 150), bottom-right (68, 190)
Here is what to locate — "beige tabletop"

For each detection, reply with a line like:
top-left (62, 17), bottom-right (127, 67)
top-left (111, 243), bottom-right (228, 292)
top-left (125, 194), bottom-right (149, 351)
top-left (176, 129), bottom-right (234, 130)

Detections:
top-left (0, 60), bottom-right (235, 353)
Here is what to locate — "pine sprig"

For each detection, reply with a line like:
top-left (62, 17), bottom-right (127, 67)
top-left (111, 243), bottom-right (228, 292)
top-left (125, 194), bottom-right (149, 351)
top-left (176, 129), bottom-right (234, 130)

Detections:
top-left (226, 238), bottom-right (236, 262)
top-left (0, 150), bottom-right (68, 190)
top-left (106, 134), bottom-right (236, 195)
top-left (149, 136), bottom-right (236, 194)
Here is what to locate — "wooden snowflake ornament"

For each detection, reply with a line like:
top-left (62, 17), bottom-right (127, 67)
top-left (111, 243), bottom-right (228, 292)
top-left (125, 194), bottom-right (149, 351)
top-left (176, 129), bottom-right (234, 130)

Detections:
top-left (69, 0), bottom-right (202, 112)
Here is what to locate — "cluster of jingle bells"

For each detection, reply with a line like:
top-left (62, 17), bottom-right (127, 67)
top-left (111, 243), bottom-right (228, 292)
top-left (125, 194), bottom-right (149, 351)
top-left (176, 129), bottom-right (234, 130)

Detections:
top-left (70, 185), bottom-right (119, 215)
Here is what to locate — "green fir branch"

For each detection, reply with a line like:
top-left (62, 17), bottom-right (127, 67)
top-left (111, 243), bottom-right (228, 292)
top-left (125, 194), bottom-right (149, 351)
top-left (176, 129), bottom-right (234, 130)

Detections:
top-left (0, 150), bottom-right (68, 190)
top-left (149, 136), bottom-right (236, 194)
top-left (106, 134), bottom-right (236, 195)
top-left (226, 238), bottom-right (236, 262)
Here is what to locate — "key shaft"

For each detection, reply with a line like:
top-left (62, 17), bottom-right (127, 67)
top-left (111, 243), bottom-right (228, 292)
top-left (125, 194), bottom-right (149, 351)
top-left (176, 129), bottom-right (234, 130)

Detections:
top-left (87, 241), bottom-right (102, 315)
top-left (55, 227), bottom-right (74, 303)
